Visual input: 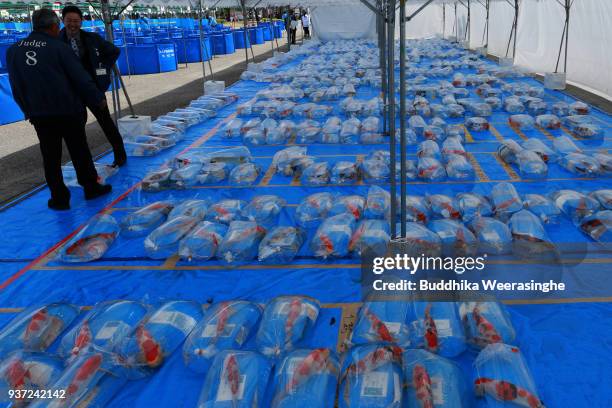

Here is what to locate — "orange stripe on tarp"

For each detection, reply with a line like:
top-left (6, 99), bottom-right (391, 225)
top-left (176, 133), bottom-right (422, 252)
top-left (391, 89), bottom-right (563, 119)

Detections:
top-left (0, 113), bottom-right (236, 291)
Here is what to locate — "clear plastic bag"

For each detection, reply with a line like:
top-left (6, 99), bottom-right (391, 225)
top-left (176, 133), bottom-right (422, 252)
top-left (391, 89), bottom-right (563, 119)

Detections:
top-left (552, 189), bottom-right (600, 223)
top-left (559, 153), bottom-right (601, 176)
top-left (229, 163), bottom-right (260, 186)
top-left (259, 227), bottom-right (305, 263)
top-left (198, 162), bottom-right (229, 184)
top-left (447, 104), bottom-right (465, 118)
top-left (395, 160), bottom-right (418, 181)
top-left (423, 126), bottom-right (445, 143)
top-left (183, 301), bottom-right (263, 374)
top-left (459, 302), bottom-right (515, 349)
top-left (301, 162), bottom-right (331, 186)
top-left (470, 103), bottom-right (492, 117)
top-left (569, 101), bottom-right (590, 115)
top-left (401, 195), bottom-right (430, 224)
top-left (465, 117), bottom-right (489, 131)
top-left (331, 161), bottom-right (359, 184)
top-left (205, 200), bottom-right (246, 225)
top-left (256, 296), bottom-right (320, 358)
top-left (468, 216), bottom-right (513, 255)
top-left (350, 301), bottom-right (412, 347)
top-left (340, 118), bottom-right (361, 144)
top-left (580, 210), bottom-right (612, 242)
top-left (179, 221), bottom-right (228, 261)
top-left (408, 115), bottom-right (427, 135)
top-left (364, 186), bottom-right (391, 220)
top-left (535, 114), bottom-right (560, 130)
top-left (321, 116), bottom-right (342, 143)
top-left (296, 120), bottom-right (321, 144)
top-left (503, 97), bottom-right (525, 114)
top-left (58, 300), bottom-right (148, 359)
top-left (395, 222), bottom-right (442, 257)
top-left (417, 157), bottom-right (446, 181)
top-left (0, 303), bottom-right (79, 356)
top-left (590, 189), bottom-right (612, 209)
top-left (338, 344), bottom-right (404, 408)
top-left (446, 155), bottom-right (475, 180)
top-left (593, 152), bottom-right (612, 173)
top-left (217, 221), bottom-right (266, 264)
top-left (59, 214), bottom-right (119, 263)
top-left (271, 348), bottom-right (339, 408)
top-left (240, 195), bottom-right (284, 230)
top-left (551, 101), bottom-right (569, 117)
top-left (118, 300), bottom-right (203, 374)
top-left (509, 210), bottom-right (556, 259)
top-left (490, 183), bottom-right (523, 220)
top-left (361, 158), bottom-right (390, 183)
top-left (517, 150), bottom-right (548, 178)
top-left (417, 140), bottom-right (441, 160)
top-left (410, 303), bottom-right (466, 358)
top-left (441, 137), bottom-right (466, 159)
top-left (196, 350), bottom-right (272, 408)
top-left (243, 127), bottom-right (267, 146)
top-left (144, 216), bottom-right (199, 259)
top-left (523, 194), bottom-right (561, 224)
top-left (455, 193), bottom-right (493, 222)
top-left (403, 349), bottom-right (467, 407)
top-left (552, 135), bottom-right (582, 155)
top-left (361, 117), bottom-right (383, 143)
top-left (273, 146), bottom-right (308, 176)
top-left (120, 201), bottom-right (174, 237)
top-left (330, 195), bottom-right (366, 221)
top-left (430, 219), bottom-right (478, 257)
top-left (170, 163), bottom-right (203, 188)
top-left (521, 138), bottom-right (557, 163)
top-left (203, 146), bottom-right (253, 167)
top-left (349, 219), bottom-right (390, 257)
top-left (474, 343), bottom-right (545, 408)
top-left (124, 141), bottom-right (163, 157)
top-left (295, 193), bottom-right (334, 228)
top-left (508, 114), bottom-right (535, 130)
top-left (428, 194), bottom-right (462, 220)
top-left (485, 96), bottom-right (502, 110)
top-left (0, 351), bottom-right (64, 404)
top-left (141, 168), bottom-right (173, 192)
top-left (311, 213), bottom-right (356, 259)
top-left (527, 100), bottom-right (548, 116)
top-left (168, 199), bottom-right (209, 221)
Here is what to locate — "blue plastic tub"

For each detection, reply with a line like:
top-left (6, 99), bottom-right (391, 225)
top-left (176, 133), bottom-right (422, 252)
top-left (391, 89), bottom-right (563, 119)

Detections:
top-left (212, 32), bottom-right (234, 55)
top-left (233, 29), bottom-right (250, 49)
top-left (260, 23), bottom-right (273, 41)
top-left (121, 44), bottom-right (177, 75)
top-left (249, 27), bottom-right (265, 45)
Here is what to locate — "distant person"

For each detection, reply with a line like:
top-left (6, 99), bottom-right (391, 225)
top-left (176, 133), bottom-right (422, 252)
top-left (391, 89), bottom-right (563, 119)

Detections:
top-left (290, 15), bottom-right (299, 44)
top-left (283, 11), bottom-right (291, 38)
top-left (301, 13), bottom-right (310, 39)
top-left (61, 5), bottom-right (127, 167)
top-left (6, 9), bottom-right (112, 210)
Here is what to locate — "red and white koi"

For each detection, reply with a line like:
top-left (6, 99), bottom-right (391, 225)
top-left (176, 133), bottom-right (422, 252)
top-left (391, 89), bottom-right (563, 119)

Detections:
top-left (412, 364), bottom-right (434, 408)
top-left (284, 299), bottom-right (303, 349)
top-left (475, 377), bottom-right (545, 408)
top-left (225, 354), bottom-right (241, 408)
top-left (24, 309), bottom-right (49, 342)
top-left (287, 348), bottom-right (333, 392)
top-left (5, 359), bottom-right (30, 389)
top-left (423, 304), bottom-right (439, 353)
top-left (136, 326), bottom-right (163, 367)
top-left (64, 232), bottom-right (117, 259)
top-left (72, 320), bottom-right (93, 356)
top-left (66, 354), bottom-right (103, 397)
top-left (473, 305), bottom-right (502, 345)
top-left (363, 308), bottom-right (395, 343)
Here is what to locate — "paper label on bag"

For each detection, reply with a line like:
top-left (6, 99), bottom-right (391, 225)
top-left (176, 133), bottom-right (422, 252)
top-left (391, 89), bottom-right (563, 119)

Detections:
top-left (95, 321), bottom-right (130, 341)
top-left (434, 319), bottom-right (451, 337)
top-left (361, 371), bottom-right (388, 398)
top-left (216, 374), bottom-right (246, 401)
top-left (202, 323), bottom-right (235, 338)
top-left (431, 376), bottom-right (445, 405)
top-left (148, 311), bottom-right (197, 336)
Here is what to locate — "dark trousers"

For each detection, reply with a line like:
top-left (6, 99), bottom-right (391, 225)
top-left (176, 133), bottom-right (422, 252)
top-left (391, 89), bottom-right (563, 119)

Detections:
top-left (304, 27), bottom-right (310, 38)
top-left (89, 103), bottom-right (125, 157)
top-left (291, 29), bottom-right (297, 44)
top-left (30, 114), bottom-right (98, 202)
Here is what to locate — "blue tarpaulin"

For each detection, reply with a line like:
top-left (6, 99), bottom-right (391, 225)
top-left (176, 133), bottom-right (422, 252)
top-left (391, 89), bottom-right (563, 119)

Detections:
top-left (0, 49), bottom-right (610, 407)
top-left (0, 73), bottom-right (24, 125)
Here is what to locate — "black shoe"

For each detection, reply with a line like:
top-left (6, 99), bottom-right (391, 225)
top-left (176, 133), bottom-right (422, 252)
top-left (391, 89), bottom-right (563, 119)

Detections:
top-left (113, 150), bottom-right (127, 167)
top-left (48, 198), bottom-right (70, 211)
top-left (84, 184), bottom-right (112, 200)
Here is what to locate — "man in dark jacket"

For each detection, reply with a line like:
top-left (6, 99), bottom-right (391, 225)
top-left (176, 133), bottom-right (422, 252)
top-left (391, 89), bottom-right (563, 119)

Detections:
top-left (61, 5), bottom-right (127, 167)
top-left (6, 8), bottom-right (112, 210)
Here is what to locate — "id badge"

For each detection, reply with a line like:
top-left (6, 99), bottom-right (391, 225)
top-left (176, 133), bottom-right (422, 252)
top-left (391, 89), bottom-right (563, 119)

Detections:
top-left (96, 68), bottom-right (107, 76)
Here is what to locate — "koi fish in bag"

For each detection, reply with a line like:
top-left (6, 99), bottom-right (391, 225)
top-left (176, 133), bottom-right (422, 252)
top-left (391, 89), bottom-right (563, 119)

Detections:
top-left (168, 199), bottom-right (209, 221)
top-left (330, 195), bottom-right (366, 221)
top-left (441, 137), bottom-right (466, 160)
top-left (411, 302), bottom-right (466, 358)
top-left (295, 192), bottom-right (334, 228)
top-left (197, 350), bottom-right (272, 408)
top-left (256, 296), bottom-right (320, 358)
top-left (169, 163), bottom-right (203, 189)
top-left (338, 343), bottom-right (404, 408)
top-left (535, 114), bottom-right (561, 130)
top-left (242, 195), bottom-right (285, 229)
top-left (184, 301), bottom-right (263, 374)
top-left (218, 221), bottom-right (266, 265)
top-left (521, 139), bottom-right (558, 163)
top-left (569, 101), bottom-right (589, 115)
top-left (0, 303), bottom-right (80, 356)
top-left (592, 152), bottom-right (612, 174)
top-left (365, 186), bottom-right (391, 220)
top-left (559, 153), bottom-right (601, 177)
top-left (459, 302), bottom-right (516, 349)
top-left (468, 216), bottom-right (511, 255)
top-left (418, 157), bottom-right (447, 181)
top-left (141, 168), bottom-right (173, 192)
top-left (221, 118), bottom-right (243, 139)
top-left (403, 195), bottom-right (432, 224)
top-left (179, 221), bottom-right (228, 261)
top-left (296, 120), bottom-right (321, 144)
top-left (465, 117), bottom-right (489, 131)
top-left (349, 220), bottom-right (390, 258)
top-left (522, 194), bottom-right (560, 224)
top-left (120, 201), bottom-right (174, 237)
top-left (340, 117), bottom-right (361, 144)
top-left (395, 222), bottom-right (442, 257)
top-left (428, 194), bottom-right (462, 220)
top-left (331, 161), bottom-right (359, 185)
top-left (474, 343), bottom-right (546, 408)
top-left (58, 300), bottom-right (148, 359)
top-left (429, 219), bottom-right (478, 257)
top-left (59, 214), bottom-right (119, 263)
top-left (144, 216), bottom-right (199, 259)
top-left (361, 158), bottom-right (391, 183)
top-left (229, 163), bottom-right (260, 186)
top-left (551, 102), bottom-right (569, 117)
top-left (118, 300), bottom-right (203, 375)
top-left (301, 162), bottom-right (331, 186)
top-left (552, 135), bottom-right (581, 155)
top-left (361, 117), bottom-right (384, 144)
top-left (124, 141), bottom-right (163, 157)
top-left (417, 140), bottom-right (441, 160)
top-left (395, 159), bottom-right (419, 181)
top-left (508, 210), bottom-right (557, 259)
top-left (271, 348), bottom-right (340, 408)
top-left (423, 126), bottom-right (445, 143)
top-left (404, 349), bottom-right (468, 408)
top-left (321, 116), bottom-right (342, 143)
top-left (259, 227), bottom-right (305, 263)
top-left (0, 351), bottom-right (64, 404)
top-left (272, 147), bottom-right (308, 176)
top-left (490, 183), bottom-right (523, 221)
top-left (349, 301), bottom-right (412, 347)
top-left (454, 193), bottom-right (493, 222)
top-left (497, 140), bottom-right (524, 165)
top-left (205, 200), bottom-right (247, 225)
top-left (579, 210), bottom-right (612, 242)
top-left (311, 213), bottom-right (356, 259)
top-left (590, 189), bottom-right (612, 209)
top-left (552, 189), bottom-right (600, 223)
top-left (517, 150), bottom-right (548, 179)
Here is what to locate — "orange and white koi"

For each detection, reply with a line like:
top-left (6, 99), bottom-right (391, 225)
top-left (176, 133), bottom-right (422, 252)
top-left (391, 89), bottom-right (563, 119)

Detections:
top-left (24, 309), bottom-right (49, 342)
top-left (284, 299), bottom-right (302, 348)
top-left (225, 354), bottom-right (241, 408)
top-left (423, 304), bottom-right (438, 353)
top-left (5, 359), bottom-right (30, 389)
top-left (288, 348), bottom-right (333, 392)
top-left (440, 202), bottom-right (461, 219)
top-left (473, 305), bottom-right (502, 345)
top-left (72, 320), bottom-right (93, 356)
top-left (136, 326), bottom-right (163, 367)
top-left (348, 225), bottom-right (366, 252)
top-left (318, 234), bottom-right (335, 256)
top-left (412, 364), bottom-right (434, 408)
top-left (363, 308), bottom-right (395, 343)
top-left (66, 354), bottom-right (103, 396)
top-left (475, 377), bottom-right (545, 408)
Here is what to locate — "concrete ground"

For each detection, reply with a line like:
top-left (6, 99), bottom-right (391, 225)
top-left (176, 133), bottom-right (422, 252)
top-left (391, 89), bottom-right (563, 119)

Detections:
top-left (0, 32), bottom-right (301, 205)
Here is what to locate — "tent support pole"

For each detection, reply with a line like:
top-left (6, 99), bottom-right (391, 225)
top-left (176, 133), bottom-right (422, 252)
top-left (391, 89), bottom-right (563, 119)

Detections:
top-left (198, 0), bottom-right (209, 85)
top-left (564, 0), bottom-right (570, 73)
top-left (378, 0), bottom-right (387, 139)
top-left (399, 0), bottom-right (407, 238)
top-left (467, 0), bottom-right (471, 45)
top-left (505, 0), bottom-right (518, 59)
top-left (442, 4), bottom-right (445, 39)
top-left (358, 0), bottom-right (385, 19)
top-left (387, 0), bottom-right (396, 239)
top-left (454, 2), bottom-right (458, 41)
top-left (240, 1), bottom-right (250, 65)
top-left (100, 0), bottom-right (121, 123)
top-left (403, 0), bottom-right (435, 22)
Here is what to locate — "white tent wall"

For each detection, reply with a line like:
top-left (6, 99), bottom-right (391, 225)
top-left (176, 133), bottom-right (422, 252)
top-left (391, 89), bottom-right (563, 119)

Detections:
top-left (310, 3), bottom-right (377, 41)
